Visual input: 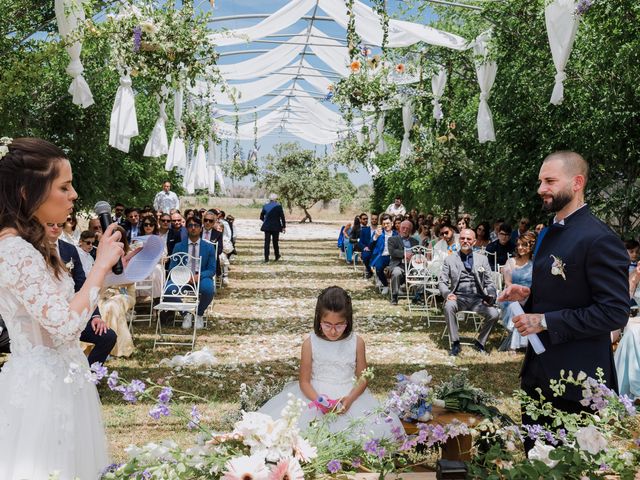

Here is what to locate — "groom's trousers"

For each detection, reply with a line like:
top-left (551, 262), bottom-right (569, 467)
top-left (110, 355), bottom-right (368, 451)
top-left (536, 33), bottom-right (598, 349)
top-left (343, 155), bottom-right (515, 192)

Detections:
top-left (264, 231), bottom-right (280, 261)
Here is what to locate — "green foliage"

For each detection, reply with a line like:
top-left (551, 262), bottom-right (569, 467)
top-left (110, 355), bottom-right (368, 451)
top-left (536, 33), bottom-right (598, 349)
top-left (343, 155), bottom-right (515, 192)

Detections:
top-left (372, 0), bottom-right (640, 235)
top-left (0, 0), bottom-right (184, 210)
top-left (257, 143), bottom-right (357, 222)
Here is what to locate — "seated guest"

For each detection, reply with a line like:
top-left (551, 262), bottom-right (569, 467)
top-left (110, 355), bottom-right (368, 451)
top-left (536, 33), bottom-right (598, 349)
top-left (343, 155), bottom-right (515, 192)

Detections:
top-left (388, 220), bottom-right (419, 305)
top-left (370, 213), bottom-right (379, 231)
top-left (433, 224), bottom-right (459, 258)
top-left (626, 239), bottom-right (640, 273)
top-left (456, 217), bottom-right (470, 232)
top-left (534, 222), bottom-right (545, 235)
top-left (168, 216), bottom-right (216, 330)
top-left (347, 216), bottom-right (362, 264)
top-left (511, 217), bottom-right (531, 242)
top-left (474, 221), bottom-right (492, 250)
top-left (112, 203), bottom-right (126, 225)
top-left (226, 214), bottom-right (237, 253)
top-left (76, 230), bottom-right (96, 275)
top-left (357, 213), bottom-right (374, 278)
top-left (123, 207), bottom-right (141, 242)
top-left (46, 222), bottom-right (117, 365)
top-left (170, 211), bottom-right (188, 243)
top-left (614, 315), bottom-right (640, 402)
top-left (393, 217), bottom-right (402, 232)
top-left (61, 212), bottom-right (80, 245)
top-left (438, 228), bottom-right (499, 356)
top-left (418, 224), bottom-right (432, 247)
top-left (157, 213), bottom-right (178, 256)
top-left (141, 216), bottom-right (159, 237)
top-left (370, 214), bottom-right (397, 295)
top-left (98, 227), bottom-right (135, 358)
top-left (485, 223), bottom-right (516, 271)
top-left (87, 217), bottom-right (103, 260)
top-left (489, 218), bottom-right (504, 242)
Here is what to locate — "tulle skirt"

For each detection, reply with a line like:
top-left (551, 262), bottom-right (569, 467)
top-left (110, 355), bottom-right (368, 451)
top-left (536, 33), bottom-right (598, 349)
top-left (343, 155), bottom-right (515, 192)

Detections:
top-left (0, 346), bottom-right (109, 480)
top-left (259, 379), bottom-right (402, 440)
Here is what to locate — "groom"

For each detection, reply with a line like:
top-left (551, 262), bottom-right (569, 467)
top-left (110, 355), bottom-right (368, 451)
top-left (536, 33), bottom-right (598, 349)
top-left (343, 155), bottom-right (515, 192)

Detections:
top-left (500, 151), bottom-right (629, 450)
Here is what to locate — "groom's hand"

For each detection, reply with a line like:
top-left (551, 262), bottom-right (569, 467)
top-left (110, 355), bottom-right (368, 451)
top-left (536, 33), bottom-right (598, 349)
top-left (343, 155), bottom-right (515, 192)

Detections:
top-left (513, 313), bottom-right (544, 336)
top-left (498, 284), bottom-right (531, 302)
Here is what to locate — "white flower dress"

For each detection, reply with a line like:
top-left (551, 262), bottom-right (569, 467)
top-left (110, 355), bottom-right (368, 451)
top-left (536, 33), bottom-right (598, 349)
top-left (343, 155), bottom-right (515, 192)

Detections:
top-left (259, 332), bottom-right (402, 439)
top-left (0, 236), bottom-right (109, 480)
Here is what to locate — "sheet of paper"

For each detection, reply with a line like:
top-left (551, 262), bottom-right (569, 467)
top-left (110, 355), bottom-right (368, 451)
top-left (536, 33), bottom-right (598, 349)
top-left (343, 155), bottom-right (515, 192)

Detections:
top-left (510, 303), bottom-right (546, 354)
top-left (103, 235), bottom-right (165, 287)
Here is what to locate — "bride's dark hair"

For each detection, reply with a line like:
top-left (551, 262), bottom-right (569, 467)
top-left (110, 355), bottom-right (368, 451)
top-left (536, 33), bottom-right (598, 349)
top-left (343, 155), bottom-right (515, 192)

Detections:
top-left (0, 137), bottom-right (69, 278)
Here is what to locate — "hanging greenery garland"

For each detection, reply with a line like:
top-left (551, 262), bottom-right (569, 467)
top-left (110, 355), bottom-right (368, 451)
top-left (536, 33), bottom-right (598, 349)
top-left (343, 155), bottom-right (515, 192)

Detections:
top-left (371, 0), bottom-right (389, 54)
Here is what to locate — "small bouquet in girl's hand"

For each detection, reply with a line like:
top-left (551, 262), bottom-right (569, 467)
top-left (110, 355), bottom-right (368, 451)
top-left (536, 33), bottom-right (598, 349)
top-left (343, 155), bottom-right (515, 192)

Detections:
top-left (309, 394), bottom-right (342, 414)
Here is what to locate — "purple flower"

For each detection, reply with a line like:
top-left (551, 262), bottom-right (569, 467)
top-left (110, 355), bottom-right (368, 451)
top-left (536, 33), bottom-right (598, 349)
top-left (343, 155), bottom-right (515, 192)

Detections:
top-left (158, 386), bottom-right (172, 405)
top-left (363, 439), bottom-right (379, 455)
top-left (130, 379), bottom-right (146, 393)
top-left (133, 26), bottom-right (142, 52)
top-left (149, 404), bottom-right (170, 420)
top-left (351, 457), bottom-right (362, 468)
top-left (107, 371), bottom-right (119, 390)
top-left (187, 405), bottom-right (200, 430)
top-left (575, 0), bottom-right (593, 15)
top-left (327, 459), bottom-right (341, 474)
top-left (90, 362), bottom-right (108, 380)
top-left (100, 463), bottom-right (123, 476)
top-left (122, 387), bottom-right (138, 403)
top-left (619, 395), bottom-right (637, 416)
top-left (523, 423), bottom-right (544, 440)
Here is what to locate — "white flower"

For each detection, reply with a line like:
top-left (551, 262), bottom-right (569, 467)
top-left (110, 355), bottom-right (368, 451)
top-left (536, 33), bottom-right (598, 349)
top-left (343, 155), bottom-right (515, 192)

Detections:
top-left (293, 434), bottom-right (317, 462)
top-left (528, 440), bottom-right (558, 468)
top-left (575, 425), bottom-right (607, 455)
top-left (268, 456), bottom-right (304, 480)
top-left (221, 454), bottom-right (269, 480)
top-left (140, 20), bottom-right (158, 34)
top-left (0, 145), bottom-right (8, 158)
top-left (550, 255), bottom-right (566, 280)
top-left (409, 370), bottom-right (432, 385)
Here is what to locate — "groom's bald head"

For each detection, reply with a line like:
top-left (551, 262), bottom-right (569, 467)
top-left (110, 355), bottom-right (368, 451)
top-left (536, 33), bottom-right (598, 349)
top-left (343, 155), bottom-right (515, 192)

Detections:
top-left (543, 151), bottom-right (589, 186)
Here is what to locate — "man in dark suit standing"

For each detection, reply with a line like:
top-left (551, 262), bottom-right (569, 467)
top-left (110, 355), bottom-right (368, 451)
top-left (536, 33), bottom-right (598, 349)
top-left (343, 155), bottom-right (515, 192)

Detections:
top-left (260, 193), bottom-right (286, 262)
top-left (500, 151), bottom-right (629, 451)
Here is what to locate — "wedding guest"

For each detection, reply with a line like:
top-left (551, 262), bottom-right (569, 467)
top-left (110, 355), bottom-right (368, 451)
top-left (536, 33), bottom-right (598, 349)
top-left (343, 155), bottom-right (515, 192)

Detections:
top-left (370, 213), bottom-right (379, 231)
top-left (153, 180), bottom-right (180, 213)
top-left (201, 211), bottom-right (218, 243)
top-left (112, 202), bottom-right (126, 225)
top-left (358, 213), bottom-right (374, 278)
top-left (457, 217), bottom-right (470, 232)
top-left (499, 232), bottom-right (536, 353)
top-left (474, 221), bottom-right (492, 250)
top-left (485, 223), bottom-right (515, 271)
top-left (260, 194), bottom-right (286, 263)
top-left (534, 223), bottom-right (546, 235)
top-left (433, 224), bottom-right (459, 258)
top-left (490, 218), bottom-right (504, 242)
top-left (157, 213), bottom-right (177, 256)
top-left (348, 216), bottom-right (362, 253)
top-left (625, 239), bottom-right (640, 273)
top-left (385, 196), bottom-right (406, 217)
top-left (511, 217), bottom-right (531, 243)
top-left (141, 216), bottom-right (158, 236)
top-left (123, 207), bottom-right (141, 242)
top-left (76, 230), bottom-right (96, 276)
top-left (388, 220), bottom-right (419, 305)
top-left (61, 212), bottom-right (80, 245)
top-left (393, 217), bottom-right (402, 232)
top-left (170, 211), bottom-right (188, 243)
top-left (370, 214), bottom-right (397, 295)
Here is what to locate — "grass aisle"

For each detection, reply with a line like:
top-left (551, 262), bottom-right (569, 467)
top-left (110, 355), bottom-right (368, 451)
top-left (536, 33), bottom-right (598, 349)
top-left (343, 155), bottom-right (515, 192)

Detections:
top-left (101, 235), bottom-right (523, 460)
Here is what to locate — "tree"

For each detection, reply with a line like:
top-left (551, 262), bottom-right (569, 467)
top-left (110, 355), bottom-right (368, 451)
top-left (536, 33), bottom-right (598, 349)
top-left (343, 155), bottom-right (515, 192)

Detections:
top-left (258, 143), bottom-right (357, 223)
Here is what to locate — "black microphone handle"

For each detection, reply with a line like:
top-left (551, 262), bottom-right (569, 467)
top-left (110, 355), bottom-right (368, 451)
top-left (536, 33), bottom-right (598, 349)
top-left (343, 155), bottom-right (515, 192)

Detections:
top-left (97, 212), bottom-right (124, 275)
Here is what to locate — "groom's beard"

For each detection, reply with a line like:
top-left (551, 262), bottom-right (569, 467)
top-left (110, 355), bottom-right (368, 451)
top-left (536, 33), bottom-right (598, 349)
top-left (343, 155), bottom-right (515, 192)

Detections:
top-left (541, 188), bottom-right (573, 213)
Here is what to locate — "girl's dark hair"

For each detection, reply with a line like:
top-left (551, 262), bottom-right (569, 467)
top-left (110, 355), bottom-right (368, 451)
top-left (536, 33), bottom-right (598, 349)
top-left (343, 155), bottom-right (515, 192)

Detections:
top-left (141, 215), bottom-right (159, 235)
top-left (114, 226), bottom-right (131, 254)
top-left (0, 137), bottom-right (68, 277)
top-left (313, 286), bottom-right (353, 340)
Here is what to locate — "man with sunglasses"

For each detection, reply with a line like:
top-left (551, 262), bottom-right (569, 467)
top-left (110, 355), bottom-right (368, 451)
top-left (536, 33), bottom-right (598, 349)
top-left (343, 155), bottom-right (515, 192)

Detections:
top-left (357, 213), bottom-right (374, 278)
top-left (112, 203), bottom-right (126, 225)
top-left (369, 214), bottom-right (398, 295)
top-left (123, 207), bottom-right (141, 242)
top-left (167, 216), bottom-right (216, 330)
top-left (158, 213), bottom-right (178, 256)
top-left (76, 230), bottom-right (96, 275)
top-left (170, 212), bottom-right (188, 243)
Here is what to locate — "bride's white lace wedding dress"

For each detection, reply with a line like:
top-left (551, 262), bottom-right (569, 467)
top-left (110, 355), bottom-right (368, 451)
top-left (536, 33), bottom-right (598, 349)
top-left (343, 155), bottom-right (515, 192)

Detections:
top-left (0, 236), bottom-right (109, 480)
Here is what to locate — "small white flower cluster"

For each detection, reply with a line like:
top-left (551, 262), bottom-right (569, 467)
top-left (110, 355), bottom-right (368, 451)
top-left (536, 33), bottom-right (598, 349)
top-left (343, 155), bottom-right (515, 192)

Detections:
top-left (0, 136), bottom-right (12, 160)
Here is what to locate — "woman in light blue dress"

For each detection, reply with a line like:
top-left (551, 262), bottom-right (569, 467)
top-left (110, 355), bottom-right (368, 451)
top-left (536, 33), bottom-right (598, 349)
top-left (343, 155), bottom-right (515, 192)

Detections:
top-left (499, 233), bottom-right (536, 352)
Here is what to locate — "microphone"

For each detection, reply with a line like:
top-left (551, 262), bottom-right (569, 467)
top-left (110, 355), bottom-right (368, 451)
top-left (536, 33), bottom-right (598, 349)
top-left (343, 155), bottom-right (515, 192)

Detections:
top-left (94, 201), bottom-right (124, 275)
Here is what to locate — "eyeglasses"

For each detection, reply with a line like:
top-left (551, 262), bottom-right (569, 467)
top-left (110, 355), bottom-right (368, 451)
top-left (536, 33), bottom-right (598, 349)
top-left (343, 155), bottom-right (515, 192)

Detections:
top-left (46, 222), bottom-right (66, 228)
top-left (498, 232), bottom-right (510, 236)
top-left (160, 219), bottom-right (170, 223)
top-left (82, 240), bottom-right (94, 245)
top-left (203, 218), bottom-right (215, 223)
top-left (320, 322), bottom-right (347, 332)
top-left (143, 223), bottom-right (153, 227)
top-left (172, 219), bottom-right (182, 223)
top-left (187, 223), bottom-right (201, 229)
top-left (115, 209), bottom-right (124, 213)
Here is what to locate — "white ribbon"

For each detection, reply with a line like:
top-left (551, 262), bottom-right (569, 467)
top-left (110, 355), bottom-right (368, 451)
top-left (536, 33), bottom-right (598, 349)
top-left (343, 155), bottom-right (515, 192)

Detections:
top-left (400, 100), bottom-right (414, 158)
top-left (109, 73), bottom-right (138, 152)
top-left (431, 66), bottom-right (447, 121)
top-left (144, 92), bottom-right (169, 158)
top-left (55, 0), bottom-right (94, 108)
top-left (545, 0), bottom-right (580, 105)
top-left (376, 114), bottom-right (387, 155)
top-left (165, 89), bottom-right (187, 171)
top-left (182, 143), bottom-right (208, 194)
top-left (206, 138), bottom-right (217, 195)
top-left (474, 32), bottom-right (497, 143)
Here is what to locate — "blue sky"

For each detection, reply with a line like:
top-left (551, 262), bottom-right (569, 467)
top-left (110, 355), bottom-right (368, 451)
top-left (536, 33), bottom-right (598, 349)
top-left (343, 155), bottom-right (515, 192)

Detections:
top-left (194, 1), bottom-right (431, 187)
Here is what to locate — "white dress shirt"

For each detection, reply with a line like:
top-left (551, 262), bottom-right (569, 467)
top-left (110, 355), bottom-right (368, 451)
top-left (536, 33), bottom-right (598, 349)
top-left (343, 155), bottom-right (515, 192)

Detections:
top-left (153, 190), bottom-right (180, 213)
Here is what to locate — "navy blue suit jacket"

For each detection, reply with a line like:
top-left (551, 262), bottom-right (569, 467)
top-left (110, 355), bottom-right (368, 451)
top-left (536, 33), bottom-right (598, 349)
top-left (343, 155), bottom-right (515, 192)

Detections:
top-left (358, 226), bottom-right (372, 251)
top-left (260, 201), bottom-right (286, 233)
top-left (523, 206), bottom-right (630, 400)
top-left (370, 230), bottom-right (398, 269)
top-left (170, 239), bottom-right (217, 282)
top-left (58, 239), bottom-right (100, 318)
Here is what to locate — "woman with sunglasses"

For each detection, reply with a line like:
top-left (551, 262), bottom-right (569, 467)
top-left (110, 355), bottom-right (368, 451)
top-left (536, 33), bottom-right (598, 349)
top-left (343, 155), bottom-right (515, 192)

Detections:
top-left (259, 286), bottom-right (402, 438)
top-left (61, 212), bottom-right (80, 245)
top-left (141, 216), bottom-right (159, 236)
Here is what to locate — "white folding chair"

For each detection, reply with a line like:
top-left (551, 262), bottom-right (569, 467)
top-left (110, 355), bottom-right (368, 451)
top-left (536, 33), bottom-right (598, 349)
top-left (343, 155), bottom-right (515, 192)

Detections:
top-left (153, 252), bottom-right (201, 351)
top-left (128, 277), bottom-right (155, 332)
top-left (404, 246), bottom-right (430, 311)
top-left (423, 258), bottom-right (445, 327)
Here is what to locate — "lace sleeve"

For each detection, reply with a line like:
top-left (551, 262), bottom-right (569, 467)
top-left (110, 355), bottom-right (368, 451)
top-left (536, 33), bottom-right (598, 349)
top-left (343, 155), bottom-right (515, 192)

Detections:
top-left (0, 238), bottom-right (97, 345)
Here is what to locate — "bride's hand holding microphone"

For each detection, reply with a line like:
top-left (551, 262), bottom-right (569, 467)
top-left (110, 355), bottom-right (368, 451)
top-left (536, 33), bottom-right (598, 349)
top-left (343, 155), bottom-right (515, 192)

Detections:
top-left (93, 223), bottom-right (125, 274)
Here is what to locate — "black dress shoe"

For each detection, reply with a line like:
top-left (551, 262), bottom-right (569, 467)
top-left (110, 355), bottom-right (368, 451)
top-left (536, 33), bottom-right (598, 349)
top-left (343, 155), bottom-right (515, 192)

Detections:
top-left (275, 255), bottom-right (281, 261)
top-left (449, 342), bottom-right (461, 356)
top-left (263, 259), bottom-right (269, 263)
top-left (391, 295), bottom-right (398, 305)
top-left (473, 340), bottom-right (489, 355)
top-left (365, 271), bottom-right (373, 279)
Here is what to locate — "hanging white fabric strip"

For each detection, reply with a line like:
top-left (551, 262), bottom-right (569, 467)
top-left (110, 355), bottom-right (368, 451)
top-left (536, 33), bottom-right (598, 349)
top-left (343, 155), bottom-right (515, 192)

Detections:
top-left (545, 0), bottom-right (580, 105)
top-left (108, 73), bottom-right (138, 153)
top-left (54, 0), bottom-right (94, 108)
top-left (165, 89), bottom-right (187, 171)
top-left (473, 32), bottom-right (497, 143)
top-left (431, 66), bottom-right (447, 121)
top-left (144, 91), bottom-right (169, 158)
top-left (400, 100), bottom-right (414, 158)
top-left (376, 114), bottom-right (387, 154)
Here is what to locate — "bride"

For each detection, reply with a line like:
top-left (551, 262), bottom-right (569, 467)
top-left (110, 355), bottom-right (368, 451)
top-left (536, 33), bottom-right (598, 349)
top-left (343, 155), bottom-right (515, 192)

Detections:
top-left (0, 138), bottom-right (124, 479)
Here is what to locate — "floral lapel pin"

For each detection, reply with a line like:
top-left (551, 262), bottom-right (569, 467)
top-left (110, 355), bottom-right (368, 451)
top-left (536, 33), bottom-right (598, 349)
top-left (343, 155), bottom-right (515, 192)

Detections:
top-left (65, 258), bottom-right (74, 272)
top-left (550, 255), bottom-right (566, 280)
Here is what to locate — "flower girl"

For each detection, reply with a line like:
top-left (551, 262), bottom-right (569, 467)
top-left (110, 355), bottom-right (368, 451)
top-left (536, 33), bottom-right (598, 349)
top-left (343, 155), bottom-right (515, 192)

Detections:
top-left (259, 286), bottom-right (402, 438)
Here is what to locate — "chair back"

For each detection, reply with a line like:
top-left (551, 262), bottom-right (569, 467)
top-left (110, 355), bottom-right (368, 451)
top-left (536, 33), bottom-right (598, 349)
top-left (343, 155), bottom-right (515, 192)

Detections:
top-left (405, 245), bottom-right (431, 280)
top-left (160, 251), bottom-right (202, 305)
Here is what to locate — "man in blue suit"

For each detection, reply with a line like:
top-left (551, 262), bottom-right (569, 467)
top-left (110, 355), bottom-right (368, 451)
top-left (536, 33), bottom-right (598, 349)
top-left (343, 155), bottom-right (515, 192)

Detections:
top-left (369, 214), bottom-right (398, 295)
top-left (46, 223), bottom-right (117, 366)
top-left (260, 193), bottom-right (286, 262)
top-left (168, 216), bottom-right (216, 330)
top-left (358, 213), bottom-right (374, 278)
top-left (500, 151), bottom-right (629, 452)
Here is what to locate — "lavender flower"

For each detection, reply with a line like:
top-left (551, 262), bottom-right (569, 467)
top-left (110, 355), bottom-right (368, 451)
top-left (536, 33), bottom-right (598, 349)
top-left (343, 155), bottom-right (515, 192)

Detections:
top-left (86, 362), bottom-right (108, 384)
top-left (130, 379), bottom-right (146, 394)
top-left (107, 371), bottom-right (119, 390)
top-left (187, 405), bottom-right (200, 430)
top-left (351, 457), bottom-right (362, 468)
top-left (133, 26), bottom-right (142, 52)
top-left (363, 439), bottom-right (380, 455)
top-left (575, 0), bottom-right (593, 15)
top-left (149, 404), bottom-right (170, 420)
top-left (327, 459), bottom-right (341, 474)
top-left (619, 395), bottom-right (636, 416)
top-left (157, 386), bottom-right (173, 405)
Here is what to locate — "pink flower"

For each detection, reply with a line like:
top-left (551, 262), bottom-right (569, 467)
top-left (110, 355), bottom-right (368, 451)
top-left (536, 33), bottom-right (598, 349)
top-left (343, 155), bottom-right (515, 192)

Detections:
top-left (268, 457), bottom-right (304, 480)
top-left (293, 435), bottom-right (317, 462)
top-left (222, 454), bottom-right (269, 480)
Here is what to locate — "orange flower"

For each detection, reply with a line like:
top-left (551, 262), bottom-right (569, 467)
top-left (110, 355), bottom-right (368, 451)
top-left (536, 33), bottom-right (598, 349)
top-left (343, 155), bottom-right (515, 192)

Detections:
top-left (327, 84), bottom-right (334, 92)
top-left (350, 60), bottom-right (361, 73)
top-left (395, 63), bottom-right (405, 74)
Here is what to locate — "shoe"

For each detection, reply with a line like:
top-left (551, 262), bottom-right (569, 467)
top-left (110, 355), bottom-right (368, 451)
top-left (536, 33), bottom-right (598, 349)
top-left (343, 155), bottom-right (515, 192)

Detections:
top-left (264, 259), bottom-right (269, 263)
top-left (275, 255), bottom-right (281, 261)
top-left (449, 342), bottom-right (461, 356)
top-left (195, 315), bottom-right (204, 329)
top-left (182, 313), bottom-right (193, 330)
top-left (365, 271), bottom-right (373, 279)
top-left (222, 277), bottom-right (229, 286)
top-left (391, 295), bottom-right (398, 305)
top-left (381, 286), bottom-right (389, 295)
top-left (473, 340), bottom-right (489, 355)
top-left (411, 296), bottom-right (425, 306)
